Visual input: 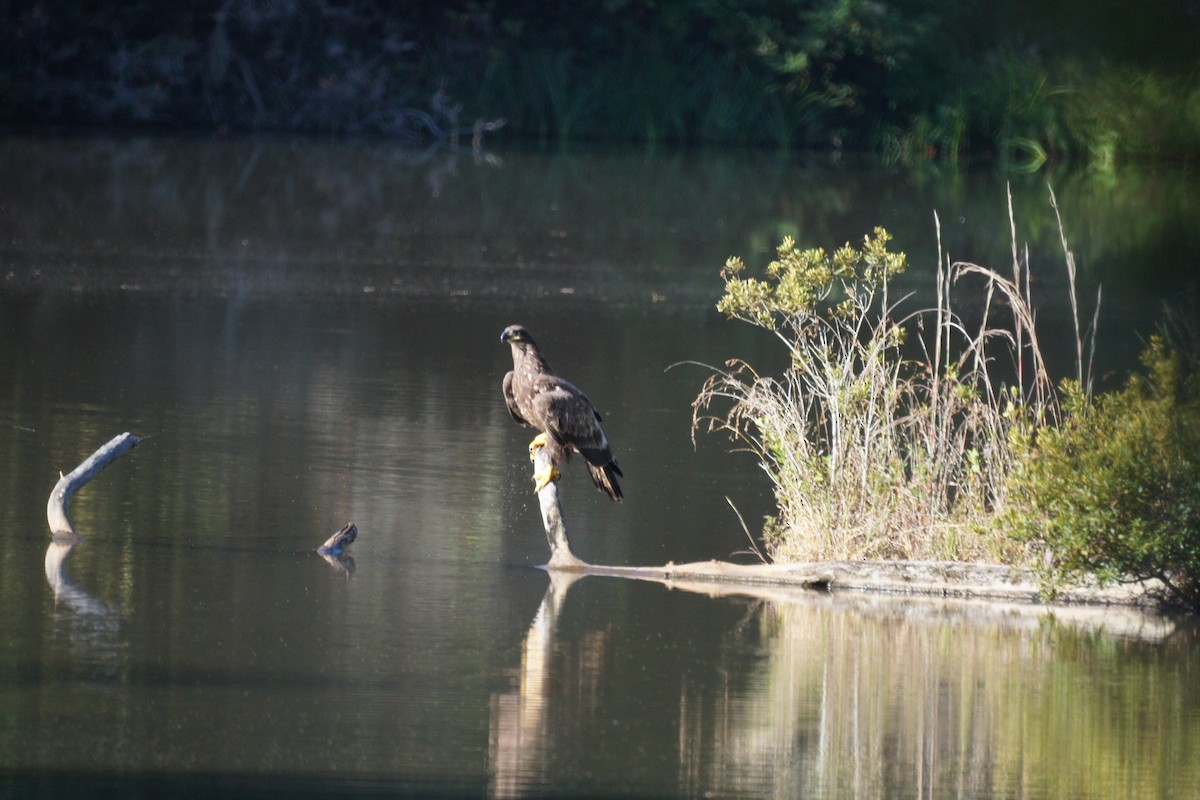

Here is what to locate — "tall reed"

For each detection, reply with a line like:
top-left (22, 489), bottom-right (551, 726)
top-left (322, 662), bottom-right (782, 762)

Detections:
top-left (692, 189), bottom-right (1098, 563)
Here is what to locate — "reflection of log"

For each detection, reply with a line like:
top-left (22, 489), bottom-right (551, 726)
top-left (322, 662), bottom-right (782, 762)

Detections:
top-left (534, 446), bottom-right (587, 570)
top-left (46, 432), bottom-right (141, 537)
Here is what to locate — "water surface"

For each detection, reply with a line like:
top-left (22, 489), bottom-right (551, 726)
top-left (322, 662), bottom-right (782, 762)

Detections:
top-left (2, 135), bottom-right (1198, 797)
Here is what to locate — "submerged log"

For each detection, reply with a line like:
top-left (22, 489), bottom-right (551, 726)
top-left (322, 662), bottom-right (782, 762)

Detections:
top-left (317, 522), bottom-right (358, 555)
top-left (47, 432), bottom-right (141, 537)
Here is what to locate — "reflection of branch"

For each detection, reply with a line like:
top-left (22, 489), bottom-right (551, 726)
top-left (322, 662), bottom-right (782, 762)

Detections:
top-left (489, 571), bottom-right (582, 796)
top-left (46, 432), bottom-right (141, 537)
top-left (44, 534), bottom-right (112, 618)
top-left (44, 533), bottom-right (124, 668)
top-left (354, 105), bottom-right (507, 150)
top-left (524, 571), bottom-right (580, 693)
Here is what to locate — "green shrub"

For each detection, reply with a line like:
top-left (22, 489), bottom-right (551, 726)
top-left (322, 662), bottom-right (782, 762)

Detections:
top-left (1005, 336), bottom-right (1200, 610)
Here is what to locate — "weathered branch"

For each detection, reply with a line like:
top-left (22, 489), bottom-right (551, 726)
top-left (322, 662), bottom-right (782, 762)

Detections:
top-left (317, 522), bottom-right (358, 575)
top-left (533, 447), bottom-right (587, 570)
top-left (317, 522), bottom-right (357, 555)
top-left (47, 432), bottom-right (141, 537)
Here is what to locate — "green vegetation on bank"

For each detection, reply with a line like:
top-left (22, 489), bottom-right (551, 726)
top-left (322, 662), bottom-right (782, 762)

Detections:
top-left (696, 196), bottom-right (1200, 610)
top-left (3, 2), bottom-right (1198, 162)
top-left (1004, 329), bottom-right (1200, 609)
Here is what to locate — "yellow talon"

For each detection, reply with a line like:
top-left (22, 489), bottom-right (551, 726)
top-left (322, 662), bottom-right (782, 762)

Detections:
top-left (528, 431), bottom-right (549, 462)
top-left (528, 432), bottom-right (558, 491)
top-left (532, 466), bottom-right (560, 493)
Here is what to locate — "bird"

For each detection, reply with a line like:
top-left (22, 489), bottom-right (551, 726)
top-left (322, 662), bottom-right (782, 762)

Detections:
top-left (501, 324), bottom-right (623, 501)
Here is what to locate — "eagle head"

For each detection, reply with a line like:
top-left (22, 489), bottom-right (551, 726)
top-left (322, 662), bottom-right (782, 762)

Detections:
top-left (501, 324), bottom-right (537, 349)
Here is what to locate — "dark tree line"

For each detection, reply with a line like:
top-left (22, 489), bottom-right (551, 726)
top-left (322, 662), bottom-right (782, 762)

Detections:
top-left (3, 1), bottom-right (1198, 159)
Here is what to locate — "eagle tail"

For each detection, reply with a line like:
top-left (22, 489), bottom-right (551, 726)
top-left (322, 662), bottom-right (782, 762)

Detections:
top-left (587, 460), bottom-right (624, 502)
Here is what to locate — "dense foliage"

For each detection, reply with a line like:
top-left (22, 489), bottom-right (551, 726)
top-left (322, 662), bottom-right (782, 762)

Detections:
top-left (1005, 336), bottom-right (1200, 610)
top-left (3, 1), bottom-right (1198, 159)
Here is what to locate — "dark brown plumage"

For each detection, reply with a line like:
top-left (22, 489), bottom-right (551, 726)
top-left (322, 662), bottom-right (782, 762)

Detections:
top-left (501, 324), bottom-right (623, 501)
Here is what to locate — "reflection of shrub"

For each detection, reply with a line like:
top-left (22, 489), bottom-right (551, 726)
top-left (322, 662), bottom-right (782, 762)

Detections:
top-left (1059, 64), bottom-right (1200, 165)
top-left (1005, 336), bottom-right (1200, 610)
top-left (691, 219), bottom-right (1069, 562)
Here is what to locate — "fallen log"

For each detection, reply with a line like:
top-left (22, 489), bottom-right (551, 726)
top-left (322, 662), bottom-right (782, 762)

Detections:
top-left (523, 437), bottom-right (1159, 607)
top-left (47, 432), bottom-right (141, 537)
top-left (555, 556), bottom-right (1162, 607)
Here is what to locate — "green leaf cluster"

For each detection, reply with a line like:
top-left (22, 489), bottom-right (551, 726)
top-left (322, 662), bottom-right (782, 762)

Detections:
top-left (1004, 337), bottom-right (1200, 609)
top-left (699, 227), bottom-right (1022, 563)
top-left (717, 227), bottom-right (905, 330)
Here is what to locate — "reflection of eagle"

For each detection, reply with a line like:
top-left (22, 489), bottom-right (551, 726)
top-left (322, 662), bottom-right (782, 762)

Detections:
top-left (501, 325), bottom-right (623, 501)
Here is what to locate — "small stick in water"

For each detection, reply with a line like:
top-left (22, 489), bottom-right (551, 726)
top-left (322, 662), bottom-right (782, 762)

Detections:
top-left (317, 522), bottom-right (357, 555)
top-left (47, 432), bottom-right (141, 537)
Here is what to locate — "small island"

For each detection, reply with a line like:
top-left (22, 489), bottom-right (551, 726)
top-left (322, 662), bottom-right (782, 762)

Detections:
top-left (529, 207), bottom-right (1198, 614)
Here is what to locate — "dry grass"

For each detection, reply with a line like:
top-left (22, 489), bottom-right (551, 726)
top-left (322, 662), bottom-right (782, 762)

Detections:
top-left (692, 188), bottom-right (1098, 563)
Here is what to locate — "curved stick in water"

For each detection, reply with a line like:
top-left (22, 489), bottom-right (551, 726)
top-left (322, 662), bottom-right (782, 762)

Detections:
top-left (46, 432), bottom-right (141, 537)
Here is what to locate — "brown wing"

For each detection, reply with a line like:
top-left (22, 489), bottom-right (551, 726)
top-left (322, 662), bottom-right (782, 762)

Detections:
top-left (531, 378), bottom-right (623, 501)
top-left (526, 379), bottom-right (590, 445)
top-left (544, 390), bottom-right (607, 455)
top-left (502, 370), bottom-right (531, 426)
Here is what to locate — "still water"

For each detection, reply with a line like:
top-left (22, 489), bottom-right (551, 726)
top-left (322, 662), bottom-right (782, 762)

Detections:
top-left (2, 135), bottom-right (1199, 797)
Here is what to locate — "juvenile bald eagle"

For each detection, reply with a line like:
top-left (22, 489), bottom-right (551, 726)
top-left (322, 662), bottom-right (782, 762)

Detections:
top-left (501, 324), bottom-right (623, 501)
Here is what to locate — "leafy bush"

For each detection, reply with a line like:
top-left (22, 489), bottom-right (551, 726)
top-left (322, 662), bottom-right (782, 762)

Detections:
top-left (1005, 336), bottom-right (1200, 610)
